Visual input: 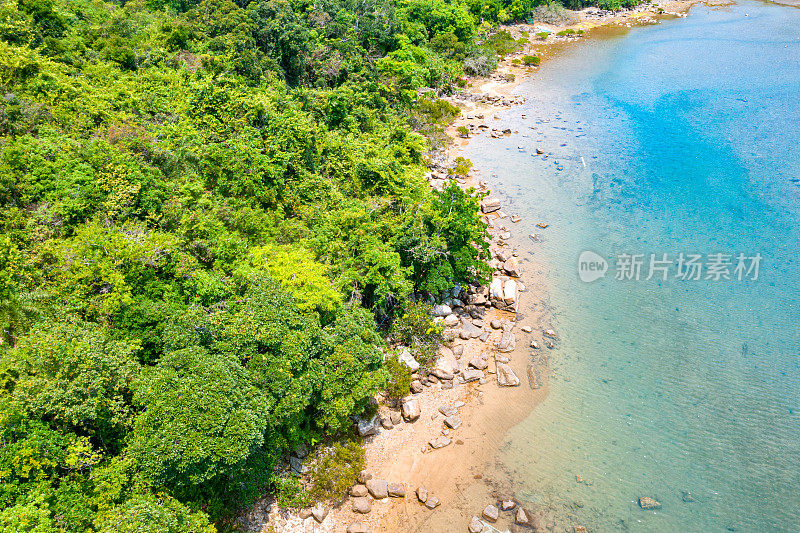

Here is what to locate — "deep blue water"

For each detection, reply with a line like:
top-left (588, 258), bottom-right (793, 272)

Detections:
top-left (465, 2), bottom-right (800, 530)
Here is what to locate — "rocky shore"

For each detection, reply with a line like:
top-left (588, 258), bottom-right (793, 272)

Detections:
top-left (240, 2), bottom-right (700, 532)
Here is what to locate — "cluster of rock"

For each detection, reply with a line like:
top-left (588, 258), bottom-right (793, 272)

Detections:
top-left (467, 499), bottom-right (535, 532)
top-left (452, 91), bottom-right (525, 108)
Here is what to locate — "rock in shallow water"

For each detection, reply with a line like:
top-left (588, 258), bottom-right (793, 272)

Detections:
top-left (496, 363), bottom-right (520, 387)
top-left (638, 496), bottom-right (661, 510)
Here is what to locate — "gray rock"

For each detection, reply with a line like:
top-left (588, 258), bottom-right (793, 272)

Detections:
top-left (462, 369), bottom-right (484, 382)
top-left (424, 495), bottom-right (440, 509)
top-left (497, 363), bottom-right (521, 387)
top-left (469, 357), bottom-right (488, 370)
top-left (429, 436), bottom-right (452, 449)
top-left (289, 455), bottom-right (306, 475)
top-left (490, 319), bottom-right (502, 329)
top-left (481, 198), bottom-right (502, 213)
top-left (479, 331), bottom-right (490, 342)
top-left (416, 486), bottom-right (428, 503)
top-left (390, 411), bottom-right (402, 425)
top-left (410, 380), bottom-right (423, 394)
top-left (350, 484), bottom-right (368, 497)
top-left (482, 504), bottom-right (499, 522)
top-left (366, 479), bottom-right (388, 499)
top-left (452, 344), bottom-right (464, 357)
top-left (357, 470), bottom-right (371, 484)
top-left (503, 279), bottom-right (517, 303)
top-left (347, 522), bottom-right (372, 533)
top-left (444, 313), bottom-right (460, 327)
top-left (431, 368), bottom-right (454, 381)
top-left (438, 405), bottom-right (457, 417)
top-left (469, 516), bottom-right (485, 533)
top-left (638, 496), bottom-right (661, 510)
top-left (433, 304), bottom-right (452, 317)
top-left (388, 483), bottom-right (406, 498)
top-left (495, 354), bottom-right (510, 363)
top-left (380, 416), bottom-right (393, 430)
top-left (444, 415), bottom-right (462, 430)
top-left (311, 503), bottom-right (328, 523)
top-left (503, 256), bottom-right (522, 277)
top-left (402, 398), bottom-right (421, 421)
top-left (352, 496), bottom-right (371, 514)
top-left (497, 332), bottom-right (516, 353)
top-left (515, 507), bottom-right (530, 526)
top-left (460, 320), bottom-right (482, 339)
top-left (398, 348), bottom-right (420, 372)
top-left (357, 415), bottom-right (380, 437)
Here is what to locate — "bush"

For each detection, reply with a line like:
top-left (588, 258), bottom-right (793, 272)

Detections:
top-left (485, 30), bottom-right (523, 58)
top-left (390, 301), bottom-right (443, 370)
top-left (535, 31), bottom-right (550, 40)
top-left (530, 3), bottom-right (579, 25)
top-left (272, 473), bottom-right (312, 509)
top-left (456, 125), bottom-right (469, 138)
top-left (384, 354), bottom-right (413, 398)
top-left (522, 54), bottom-right (541, 66)
top-left (306, 440), bottom-right (366, 501)
top-left (452, 156), bottom-right (472, 176)
top-left (463, 54), bottom-right (495, 77)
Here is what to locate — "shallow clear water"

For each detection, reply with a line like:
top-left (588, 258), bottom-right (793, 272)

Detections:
top-left (465, 3), bottom-right (800, 531)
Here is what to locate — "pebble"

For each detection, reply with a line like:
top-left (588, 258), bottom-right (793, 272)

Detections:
top-left (482, 504), bottom-right (499, 522)
top-left (366, 479), bottom-right (388, 499)
top-left (352, 497), bottom-right (371, 514)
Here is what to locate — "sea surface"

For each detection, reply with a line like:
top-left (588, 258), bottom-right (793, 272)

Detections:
top-left (465, 2), bottom-right (800, 531)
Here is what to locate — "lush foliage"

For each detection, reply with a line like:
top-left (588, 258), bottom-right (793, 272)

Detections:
top-left (0, 0), bottom-right (634, 525)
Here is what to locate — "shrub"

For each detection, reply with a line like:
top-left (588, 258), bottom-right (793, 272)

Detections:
top-left (452, 156), bottom-right (472, 176)
top-left (511, 58), bottom-right (521, 65)
top-left (530, 3), bottom-right (579, 25)
top-left (535, 31), bottom-right (550, 40)
top-left (306, 440), bottom-right (365, 501)
top-left (463, 55), bottom-right (495, 77)
top-left (522, 55), bottom-right (541, 66)
top-left (456, 125), bottom-right (469, 138)
top-left (384, 354), bottom-right (413, 398)
top-left (272, 473), bottom-right (312, 509)
top-left (390, 301), bottom-right (443, 370)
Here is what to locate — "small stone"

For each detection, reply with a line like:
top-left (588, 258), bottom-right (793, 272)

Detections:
top-left (501, 499), bottom-right (516, 510)
top-left (425, 495), bottom-right (440, 509)
top-left (469, 516), bottom-right (484, 533)
top-left (366, 479), bottom-right (388, 499)
top-left (350, 484), bottom-right (368, 497)
top-left (416, 486), bottom-right (428, 503)
top-left (402, 398), bottom-right (421, 421)
top-left (574, 527), bottom-right (588, 533)
top-left (357, 470), bottom-right (371, 484)
top-left (347, 522), bottom-right (372, 533)
top-left (462, 369), bottom-right (484, 382)
top-left (390, 411), bottom-right (402, 425)
top-left (516, 507), bottom-right (530, 526)
top-left (469, 357), bottom-right (488, 370)
top-left (544, 329), bottom-right (558, 339)
top-left (299, 508), bottom-right (312, 519)
top-left (497, 363), bottom-right (520, 387)
top-left (482, 504), bottom-right (499, 522)
top-left (444, 415), bottom-right (462, 430)
top-left (352, 497), bottom-right (371, 514)
top-left (438, 405), bottom-right (457, 417)
top-left (530, 340), bottom-right (540, 349)
top-left (503, 256), bottom-right (521, 277)
top-left (453, 345), bottom-right (464, 357)
top-left (490, 319), bottom-right (502, 329)
top-left (311, 503), bottom-right (328, 523)
top-left (520, 325), bottom-right (532, 333)
top-left (433, 304), bottom-right (453, 317)
top-left (431, 368), bottom-right (454, 381)
top-left (380, 416), bottom-right (393, 430)
top-left (638, 496), bottom-right (661, 510)
top-left (444, 313), bottom-right (460, 327)
top-left (410, 380), bottom-right (423, 394)
top-left (497, 331), bottom-right (516, 353)
top-left (481, 198), bottom-right (502, 213)
top-left (388, 483), bottom-right (406, 498)
top-left (429, 435), bottom-right (452, 449)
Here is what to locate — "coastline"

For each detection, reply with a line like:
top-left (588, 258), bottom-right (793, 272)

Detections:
top-left (245, 3), bottom-right (701, 532)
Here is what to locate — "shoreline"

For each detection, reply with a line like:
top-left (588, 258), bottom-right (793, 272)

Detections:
top-left (244, 3), bottom-right (702, 532)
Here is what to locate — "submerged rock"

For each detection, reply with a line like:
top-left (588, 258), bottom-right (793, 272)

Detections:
top-left (638, 496), bottom-right (662, 510)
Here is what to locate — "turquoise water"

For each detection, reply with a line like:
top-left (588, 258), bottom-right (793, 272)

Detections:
top-left (466, 3), bottom-right (800, 531)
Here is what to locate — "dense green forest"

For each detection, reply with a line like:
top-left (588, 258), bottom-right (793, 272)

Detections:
top-left (0, 0), bottom-right (636, 528)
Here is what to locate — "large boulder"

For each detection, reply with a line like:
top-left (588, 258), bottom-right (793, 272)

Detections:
top-left (311, 503), bottom-right (328, 523)
top-left (489, 277), bottom-right (504, 300)
top-left (401, 398), bottom-right (421, 421)
top-left (444, 313), bottom-right (460, 327)
top-left (496, 363), bottom-right (520, 387)
top-left (388, 483), bottom-right (406, 498)
top-left (461, 320), bottom-right (482, 339)
top-left (469, 357), bottom-right (488, 370)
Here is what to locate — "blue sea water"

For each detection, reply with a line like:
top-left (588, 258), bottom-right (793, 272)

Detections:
top-left (465, 2), bottom-right (800, 531)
